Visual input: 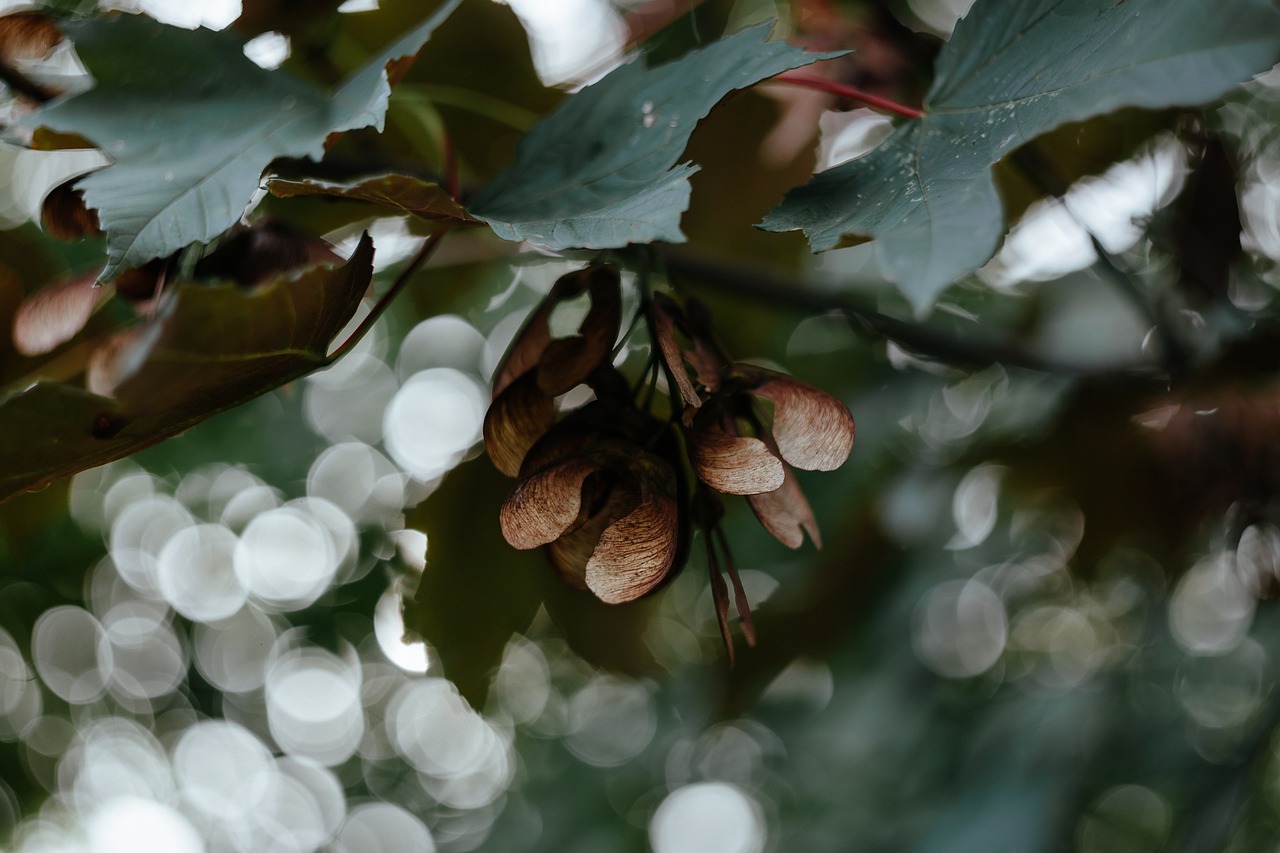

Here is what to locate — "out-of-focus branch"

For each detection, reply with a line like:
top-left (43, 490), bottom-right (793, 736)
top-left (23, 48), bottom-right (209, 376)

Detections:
top-left (657, 245), bottom-right (1168, 381)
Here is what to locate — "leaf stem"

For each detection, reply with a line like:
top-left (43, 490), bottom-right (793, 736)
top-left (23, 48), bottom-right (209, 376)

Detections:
top-left (773, 72), bottom-right (923, 119)
top-left (326, 227), bottom-right (450, 364)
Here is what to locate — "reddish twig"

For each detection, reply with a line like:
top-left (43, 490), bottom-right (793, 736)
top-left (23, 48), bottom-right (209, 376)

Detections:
top-left (327, 227), bottom-right (450, 363)
top-left (773, 72), bottom-right (923, 119)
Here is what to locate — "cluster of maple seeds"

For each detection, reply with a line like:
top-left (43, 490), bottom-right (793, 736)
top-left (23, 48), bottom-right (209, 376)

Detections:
top-left (483, 264), bottom-right (855, 656)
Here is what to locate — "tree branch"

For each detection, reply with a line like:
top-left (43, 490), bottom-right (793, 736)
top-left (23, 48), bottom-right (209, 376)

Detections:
top-left (326, 226), bottom-right (450, 363)
top-left (657, 246), bottom-right (1166, 381)
top-left (1007, 146), bottom-right (1196, 376)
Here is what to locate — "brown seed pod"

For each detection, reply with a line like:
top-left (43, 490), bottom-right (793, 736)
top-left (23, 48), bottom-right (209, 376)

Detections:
top-left (0, 11), bottom-right (62, 64)
top-left (0, 12), bottom-right (65, 102)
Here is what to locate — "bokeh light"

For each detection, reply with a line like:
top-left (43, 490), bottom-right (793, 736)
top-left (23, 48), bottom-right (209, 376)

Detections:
top-left (265, 641), bottom-right (364, 766)
top-left (32, 606), bottom-right (111, 705)
top-left (234, 504), bottom-right (342, 612)
top-left (649, 783), bottom-right (766, 853)
top-left (157, 523), bottom-right (245, 622)
top-left (382, 368), bottom-right (487, 482)
top-left (913, 579), bottom-right (1008, 679)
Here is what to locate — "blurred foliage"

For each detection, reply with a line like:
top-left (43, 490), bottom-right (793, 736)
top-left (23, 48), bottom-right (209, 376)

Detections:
top-left (0, 1), bottom-right (1279, 852)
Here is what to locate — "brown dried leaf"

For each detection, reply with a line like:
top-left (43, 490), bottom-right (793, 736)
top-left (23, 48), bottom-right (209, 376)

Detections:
top-left (689, 417), bottom-right (785, 495)
top-left (483, 369), bottom-right (557, 477)
top-left (752, 372), bottom-right (855, 471)
top-left (194, 220), bottom-right (342, 287)
top-left (266, 175), bottom-right (476, 225)
top-left (12, 272), bottom-right (110, 356)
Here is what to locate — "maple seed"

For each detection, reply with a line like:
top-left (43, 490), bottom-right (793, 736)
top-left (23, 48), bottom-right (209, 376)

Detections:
top-left (485, 270), bottom-right (854, 657)
top-left (491, 264), bottom-right (622, 398)
top-left (12, 272), bottom-right (111, 356)
top-left (501, 434), bottom-right (681, 603)
top-left (687, 416), bottom-right (785, 495)
top-left (86, 327), bottom-right (146, 398)
top-left (484, 264), bottom-right (623, 476)
top-left (654, 291), bottom-right (855, 550)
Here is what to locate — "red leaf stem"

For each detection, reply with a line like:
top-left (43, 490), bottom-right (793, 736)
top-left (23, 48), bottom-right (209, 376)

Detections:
top-left (773, 72), bottom-right (923, 119)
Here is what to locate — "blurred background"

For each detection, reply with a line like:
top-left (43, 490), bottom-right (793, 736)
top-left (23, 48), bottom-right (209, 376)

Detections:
top-left (3, 0), bottom-right (1280, 850)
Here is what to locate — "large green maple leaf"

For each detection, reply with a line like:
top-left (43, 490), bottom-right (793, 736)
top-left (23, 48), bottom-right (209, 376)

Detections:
top-left (469, 24), bottom-right (842, 249)
top-left (21, 0), bottom-right (458, 280)
top-left (761, 0), bottom-right (1280, 314)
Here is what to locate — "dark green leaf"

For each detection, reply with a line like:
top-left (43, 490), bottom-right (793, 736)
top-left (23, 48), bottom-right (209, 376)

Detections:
top-left (19, 1), bottom-right (458, 280)
top-left (407, 454), bottom-right (664, 706)
top-left (267, 174), bottom-right (476, 224)
top-left (408, 455), bottom-right (549, 708)
top-left (762, 0), bottom-right (1280, 313)
top-left (0, 233), bottom-right (374, 501)
top-left (233, 0), bottom-right (344, 37)
top-left (469, 24), bottom-right (841, 249)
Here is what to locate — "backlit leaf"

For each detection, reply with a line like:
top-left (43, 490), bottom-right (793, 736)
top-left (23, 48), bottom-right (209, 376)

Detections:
top-left (266, 174), bottom-right (476, 224)
top-left (0, 233), bottom-right (374, 501)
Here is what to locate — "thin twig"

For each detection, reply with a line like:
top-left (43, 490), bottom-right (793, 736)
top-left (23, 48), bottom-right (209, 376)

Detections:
top-left (326, 227), bottom-right (450, 363)
top-left (1084, 231), bottom-right (1194, 376)
top-left (1007, 146), bottom-right (1196, 376)
top-left (657, 246), bottom-right (1166, 381)
top-left (773, 72), bottom-right (924, 119)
